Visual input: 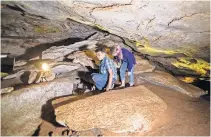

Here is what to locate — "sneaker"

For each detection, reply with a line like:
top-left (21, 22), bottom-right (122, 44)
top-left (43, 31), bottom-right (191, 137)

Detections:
top-left (125, 83), bottom-right (135, 88)
top-left (111, 84), bottom-right (115, 89)
top-left (91, 85), bottom-right (96, 91)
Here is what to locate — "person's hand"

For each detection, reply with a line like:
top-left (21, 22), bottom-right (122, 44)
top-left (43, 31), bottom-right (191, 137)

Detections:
top-left (105, 86), bottom-right (111, 91)
top-left (128, 72), bottom-right (131, 76)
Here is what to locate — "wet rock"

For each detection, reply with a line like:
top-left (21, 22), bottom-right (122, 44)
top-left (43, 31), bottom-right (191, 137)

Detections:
top-left (54, 86), bottom-right (167, 133)
top-left (136, 71), bottom-right (206, 98)
top-left (1, 78), bottom-right (77, 136)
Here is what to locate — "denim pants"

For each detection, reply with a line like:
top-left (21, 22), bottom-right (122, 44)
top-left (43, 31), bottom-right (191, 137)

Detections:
top-left (91, 73), bottom-right (116, 90)
top-left (120, 61), bottom-right (134, 85)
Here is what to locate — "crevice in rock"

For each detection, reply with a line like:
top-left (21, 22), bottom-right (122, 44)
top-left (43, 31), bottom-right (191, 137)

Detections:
top-left (84, 32), bottom-right (98, 40)
top-left (145, 55), bottom-right (175, 75)
top-left (167, 12), bottom-right (208, 26)
top-left (146, 16), bottom-right (156, 30)
top-left (192, 30), bottom-right (210, 33)
top-left (89, 0), bottom-right (133, 23)
top-left (152, 36), bottom-right (162, 43)
top-left (92, 0), bottom-right (133, 10)
top-left (23, 12), bottom-right (48, 20)
top-left (6, 4), bottom-right (25, 13)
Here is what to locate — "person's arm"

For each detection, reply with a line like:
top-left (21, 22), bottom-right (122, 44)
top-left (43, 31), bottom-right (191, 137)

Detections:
top-left (127, 56), bottom-right (133, 72)
top-left (106, 68), bottom-right (113, 91)
top-left (123, 49), bottom-right (133, 72)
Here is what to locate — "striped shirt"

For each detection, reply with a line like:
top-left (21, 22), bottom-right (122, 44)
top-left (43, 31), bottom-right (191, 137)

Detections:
top-left (99, 56), bottom-right (117, 80)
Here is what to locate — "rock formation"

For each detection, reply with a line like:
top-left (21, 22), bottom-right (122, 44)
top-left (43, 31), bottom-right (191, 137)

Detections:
top-left (136, 71), bottom-right (206, 98)
top-left (1, 78), bottom-right (78, 136)
top-left (1, 1), bottom-right (210, 77)
top-left (0, 1), bottom-right (210, 136)
top-left (54, 86), bottom-right (167, 133)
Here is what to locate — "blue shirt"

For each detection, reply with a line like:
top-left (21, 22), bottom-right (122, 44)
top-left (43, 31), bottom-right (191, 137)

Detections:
top-left (99, 56), bottom-right (117, 80)
top-left (115, 48), bottom-right (136, 71)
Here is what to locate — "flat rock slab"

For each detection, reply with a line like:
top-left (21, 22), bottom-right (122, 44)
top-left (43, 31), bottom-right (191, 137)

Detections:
top-left (137, 71), bottom-right (206, 98)
top-left (54, 86), bottom-right (167, 133)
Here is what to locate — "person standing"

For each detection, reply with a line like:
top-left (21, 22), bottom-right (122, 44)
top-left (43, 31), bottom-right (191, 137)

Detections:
top-left (111, 45), bottom-right (136, 87)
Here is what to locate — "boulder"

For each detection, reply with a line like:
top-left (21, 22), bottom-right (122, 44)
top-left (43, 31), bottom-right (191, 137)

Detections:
top-left (136, 71), bottom-right (206, 98)
top-left (1, 78), bottom-right (78, 136)
top-left (67, 51), bottom-right (97, 69)
top-left (54, 86), bottom-right (167, 133)
top-left (42, 40), bottom-right (98, 61)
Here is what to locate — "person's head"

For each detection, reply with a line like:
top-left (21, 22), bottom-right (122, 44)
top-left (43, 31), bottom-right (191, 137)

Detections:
top-left (95, 47), bottom-right (106, 60)
top-left (111, 45), bottom-right (121, 56)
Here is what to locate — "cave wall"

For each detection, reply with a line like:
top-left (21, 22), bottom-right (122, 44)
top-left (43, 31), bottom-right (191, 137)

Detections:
top-left (1, 0), bottom-right (210, 77)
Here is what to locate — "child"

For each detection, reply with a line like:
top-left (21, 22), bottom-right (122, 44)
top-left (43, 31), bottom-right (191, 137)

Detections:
top-left (111, 45), bottom-right (136, 87)
top-left (91, 47), bottom-right (117, 91)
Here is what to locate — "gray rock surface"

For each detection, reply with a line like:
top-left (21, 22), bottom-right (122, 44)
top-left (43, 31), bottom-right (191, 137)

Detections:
top-left (1, 1), bottom-right (209, 77)
top-left (3, 1), bottom-right (209, 60)
top-left (1, 78), bottom-right (77, 136)
top-left (42, 40), bottom-right (98, 60)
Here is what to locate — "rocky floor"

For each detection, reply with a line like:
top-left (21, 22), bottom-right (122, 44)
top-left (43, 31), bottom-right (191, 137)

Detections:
top-left (37, 82), bottom-right (210, 136)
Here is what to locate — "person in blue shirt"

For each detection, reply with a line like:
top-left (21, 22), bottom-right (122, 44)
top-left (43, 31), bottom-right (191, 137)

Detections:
top-left (111, 45), bottom-right (136, 87)
top-left (91, 47), bottom-right (117, 91)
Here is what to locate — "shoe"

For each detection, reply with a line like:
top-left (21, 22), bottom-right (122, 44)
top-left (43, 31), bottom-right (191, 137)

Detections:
top-left (114, 85), bottom-right (125, 90)
top-left (125, 83), bottom-right (134, 88)
top-left (111, 84), bottom-right (115, 89)
top-left (91, 85), bottom-right (96, 91)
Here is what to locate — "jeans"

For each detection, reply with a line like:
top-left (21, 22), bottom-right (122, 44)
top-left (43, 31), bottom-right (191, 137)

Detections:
top-left (120, 61), bottom-right (134, 85)
top-left (91, 73), bottom-right (116, 90)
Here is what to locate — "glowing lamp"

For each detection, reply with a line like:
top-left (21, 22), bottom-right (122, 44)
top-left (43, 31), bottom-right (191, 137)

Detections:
top-left (42, 63), bottom-right (49, 71)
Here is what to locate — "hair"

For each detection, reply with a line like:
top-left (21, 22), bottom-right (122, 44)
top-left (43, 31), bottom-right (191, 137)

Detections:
top-left (110, 46), bottom-right (117, 54)
top-left (95, 46), bottom-right (107, 53)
